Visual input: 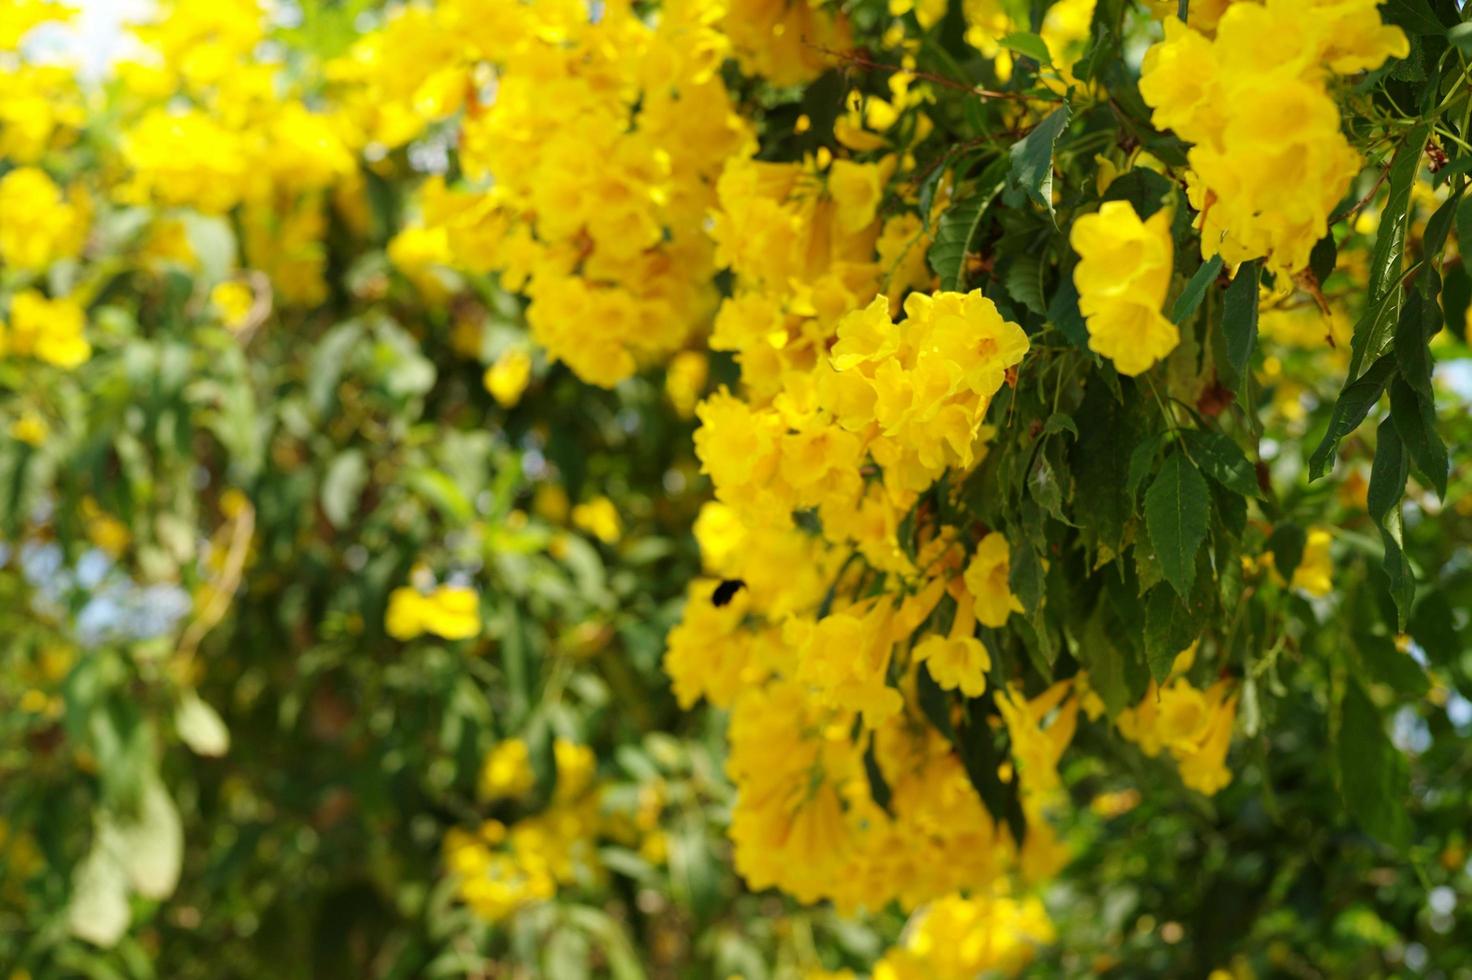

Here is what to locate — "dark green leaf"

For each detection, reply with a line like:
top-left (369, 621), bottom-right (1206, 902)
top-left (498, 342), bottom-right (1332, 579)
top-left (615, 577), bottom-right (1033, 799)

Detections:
top-left (1266, 523), bottom-right (1307, 582)
top-left (1144, 451), bottom-right (1209, 598)
top-left (1171, 255), bottom-right (1223, 325)
top-left (863, 737), bottom-right (893, 812)
top-left (1144, 586), bottom-right (1197, 684)
top-left (1046, 260), bottom-right (1088, 347)
top-left (1071, 379), bottom-right (1144, 554)
top-left (1369, 417), bottom-right (1416, 626)
top-left (916, 662), bottom-right (955, 739)
top-left (1389, 378), bottom-right (1448, 499)
top-left (1307, 353), bottom-right (1396, 481)
top-left (1337, 680), bottom-right (1411, 850)
top-left (1008, 103), bottom-right (1072, 219)
top-left (1382, 0), bottom-right (1449, 35)
top-left (1182, 429), bottom-right (1261, 499)
top-left (1218, 260), bottom-right (1261, 393)
top-left (959, 698), bottom-right (1027, 844)
top-left (928, 158), bottom-right (1009, 291)
top-left (1410, 592), bottom-right (1461, 665)
top-left (1347, 128), bottom-right (1428, 381)
top-left (1352, 633), bottom-right (1429, 697)
top-left (1309, 234), bottom-right (1337, 286)
top-left (1101, 168), bottom-right (1176, 221)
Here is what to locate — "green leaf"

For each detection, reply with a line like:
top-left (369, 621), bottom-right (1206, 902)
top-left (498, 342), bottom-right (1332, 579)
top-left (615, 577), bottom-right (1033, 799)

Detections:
top-left (1337, 680), bottom-right (1411, 850)
top-left (1346, 127), bottom-right (1427, 382)
top-left (1008, 103), bottom-right (1071, 219)
top-left (1000, 31), bottom-right (1052, 64)
top-left (1101, 168), bottom-right (1176, 221)
top-left (1218, 260), bottom-right (1260, 393)
top-left (1011, 540), bottom-right (1045, 616)
top-left (1352, 633), bottom-right (1429, 697)
top-left (1144, 451), bottom-right (1209, 598)
top-left (863, 736), bottom-right (893, 812)
top-left (959, 698), bottom-right (1027, 844)
top-left (320, 449), bottom-right (367, 529)
top-left (1071, 379), bottom-right (1144, 555)
top-left (1004, 252), bottom-right (1048, 315)
top-left (1390, 378), bottom-right (1448, 499)
top-left (1447, 19), bottom-right (1472, 53)
top-left (916, 662), bottom-right (955, 739)
top-left (928, 158), bottom-right (1008, 291)
top-left (1046, 260), bottom-right (1088, 347)
top-left (1171, 255), bottom-right (1223, 324)
top-left (1368, 417), bottom-right (1416, 626)
top-left (1307, 353), bottom-right (1396, 481)
top-left (176, 692), bottom-right (230, 757)
top-left (1181, 429), bottom-right (1261, 499)
top-left (1309, 234), bottom-right (1337, 286)
top-left (1144, 585), bottom-right (1198, 684)
top-left (1266, 523), bottom-right (1307, 582)
top-left (1382, 0), bottom-right (1448, 35)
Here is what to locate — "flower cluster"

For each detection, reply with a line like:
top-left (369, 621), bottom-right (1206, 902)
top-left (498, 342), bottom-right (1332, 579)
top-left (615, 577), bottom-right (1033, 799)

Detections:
top-left (1069, 198), bottom-right (1179, 376)
top-left (1139, 0), bottom-right (1407, 272)
top-left (366, 0), bottom-right (751, 386)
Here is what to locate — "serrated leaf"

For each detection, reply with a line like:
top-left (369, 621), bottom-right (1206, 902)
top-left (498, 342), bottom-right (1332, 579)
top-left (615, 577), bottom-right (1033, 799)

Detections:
top-left (1337, 680), bottom-right (1411, 850)
top-left (1144, 451), bottom-right (1209, 598)
top-left (927, 158), bottom-right (1009, 291)
top-left (1181, 429), bottom-right (1261, 499)
top-left (1218, 260), bottom-right (1260, 393)
top-left (1144, 585), bottom-right (1197, 684)
top-left (1004, 252), bottom-right (1048, 315)
top-left (1072, 379), bottom-right (1144, 555)
top-left (1171, 255), bottom-right (1223, 324)
top-left (1008, 103), bottom-right (1071, 219)
top-left (1307, 353), bottom-right (1396, 481)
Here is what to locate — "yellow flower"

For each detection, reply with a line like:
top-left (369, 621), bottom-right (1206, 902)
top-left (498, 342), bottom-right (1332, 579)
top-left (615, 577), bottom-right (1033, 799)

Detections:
top-left (479, 739), bottom-right (535, 801)
top-left (9, 412), bottom-right (47, 447)
top-left (385, 584), bottom-right (481, 641)
top-left (829, 159), bottom-right (883, 234)
top-left (665, 350), bottom-right (708, 419)
top-left (210, 281), bottom-right (254, 332)
top-left (1069, 198), bottom-right (1178, 377)
top-left (483, 348), bottom-right (533, 409)
top-left (571, 497), bottom-right (621, 545)
top-left (0, 167), bottom-right (87, 271)
top-left (1291, 527), bottom-right (1333, 597)
top-left (964, 532), bottom-right (1023, 628)
top-left (3, 291), bottom-right (90, 368)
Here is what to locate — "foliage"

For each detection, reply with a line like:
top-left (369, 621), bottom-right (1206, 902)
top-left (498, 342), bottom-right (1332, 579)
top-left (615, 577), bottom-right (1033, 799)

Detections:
top-left (3, 0), bottom-right (1472, 977)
